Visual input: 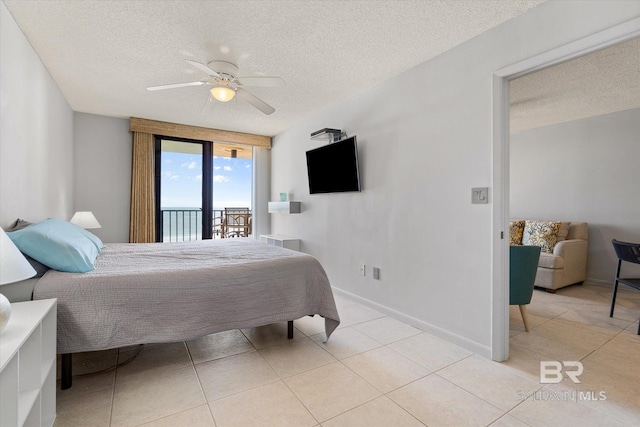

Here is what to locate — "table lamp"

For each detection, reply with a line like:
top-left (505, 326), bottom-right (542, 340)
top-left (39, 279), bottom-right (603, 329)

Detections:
top-left (70, 211), bottom-right (102, 229)
top-left (0, 228), bottom-right (37, 331)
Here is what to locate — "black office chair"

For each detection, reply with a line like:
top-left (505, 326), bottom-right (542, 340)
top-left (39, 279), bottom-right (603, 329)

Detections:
top-left (609, 239), bottom-right (640, 334)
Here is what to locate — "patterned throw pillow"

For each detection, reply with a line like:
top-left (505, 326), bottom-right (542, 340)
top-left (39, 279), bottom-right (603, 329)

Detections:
top-left (523, 220), bottom-right (561, 253)
top-left (509, 220), bottom-right (525, 246)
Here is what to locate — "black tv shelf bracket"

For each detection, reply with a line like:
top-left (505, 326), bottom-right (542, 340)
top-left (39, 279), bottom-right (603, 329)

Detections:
top-left (310, 128), bottom-right (346, 143)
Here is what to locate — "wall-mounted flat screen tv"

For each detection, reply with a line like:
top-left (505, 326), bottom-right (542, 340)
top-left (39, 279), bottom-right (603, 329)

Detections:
top-left (306, 136), bottom-right (361, 194)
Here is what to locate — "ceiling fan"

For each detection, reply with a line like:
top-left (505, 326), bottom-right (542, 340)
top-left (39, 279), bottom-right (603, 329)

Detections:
top-left (147, 60), bottom-right (285, 115)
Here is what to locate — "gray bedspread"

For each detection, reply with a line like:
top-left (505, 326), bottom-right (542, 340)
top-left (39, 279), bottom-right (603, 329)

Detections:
top-left (33, 239), bottom-right (340, 353)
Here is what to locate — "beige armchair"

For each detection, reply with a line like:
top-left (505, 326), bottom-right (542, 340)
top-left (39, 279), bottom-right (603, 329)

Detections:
top-left (533, 222), bottom-right (589, 291)
top-left (511, 221), bottom-right (589, 292)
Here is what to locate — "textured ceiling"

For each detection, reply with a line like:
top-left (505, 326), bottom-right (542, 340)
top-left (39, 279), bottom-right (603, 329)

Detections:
top-left (510, 37), bottom-right (640, 133)
top-left (4, 0), bottom-right (545, 137)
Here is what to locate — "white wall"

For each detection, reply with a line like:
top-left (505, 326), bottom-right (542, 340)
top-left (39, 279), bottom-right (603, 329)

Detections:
top-left (270, 1), bottom-right (640, 356)
top-left (0, 2), bottom-right (74, 228)
top-left (74, 113), bottom-right (131, 243)
top-left (511, 108), bottom-right (640, 283)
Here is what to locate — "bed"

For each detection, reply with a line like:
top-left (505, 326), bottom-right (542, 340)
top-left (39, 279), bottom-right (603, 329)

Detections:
top-left (29, 237), bottom-right (340, 388)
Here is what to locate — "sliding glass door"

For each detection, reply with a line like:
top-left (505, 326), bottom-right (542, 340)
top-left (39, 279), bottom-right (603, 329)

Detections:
top-left (155, 138), bottom-right (210, 241)
top-left (211, 143), bottom-right (253, 238)
top-left (155, 137), bottom-right (252, 242)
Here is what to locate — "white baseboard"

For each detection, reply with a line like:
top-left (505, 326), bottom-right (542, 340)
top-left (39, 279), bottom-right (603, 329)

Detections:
top-left (331, 287), bottom-right (492, 359)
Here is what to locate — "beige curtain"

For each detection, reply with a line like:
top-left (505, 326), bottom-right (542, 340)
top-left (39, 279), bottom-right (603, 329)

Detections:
top-left (129, 132), bottom-right (155, 243)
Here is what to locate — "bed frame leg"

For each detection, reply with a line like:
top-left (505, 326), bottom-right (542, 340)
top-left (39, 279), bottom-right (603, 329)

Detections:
top-left (287, 320), bottom-right (293, 339)
top-left (61, 353), bottom-right (72, 390)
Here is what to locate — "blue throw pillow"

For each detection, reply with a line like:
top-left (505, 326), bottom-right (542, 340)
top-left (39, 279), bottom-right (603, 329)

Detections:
top-left (76, 227), bottom-right (104, 250)
top-left (7, 218), bottom-right (100, 273)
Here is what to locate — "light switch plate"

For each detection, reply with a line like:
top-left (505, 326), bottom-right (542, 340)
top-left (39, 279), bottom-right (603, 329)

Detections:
top-left (472, 187), bottom-right (489, 204)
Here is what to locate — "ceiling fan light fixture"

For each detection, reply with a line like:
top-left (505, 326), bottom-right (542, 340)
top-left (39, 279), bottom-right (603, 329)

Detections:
top-left (210, 86), bottom-right (235, 102)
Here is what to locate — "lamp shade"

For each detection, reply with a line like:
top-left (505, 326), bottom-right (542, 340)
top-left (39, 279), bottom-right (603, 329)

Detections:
top-left (70, 211), bottom-right (102, 229)
top-left (0, 227), bottom-right (37, 285)
top-left (210, 86), bottom-right (235, 102)
top-left (1, 228), bottom-right (36, 331)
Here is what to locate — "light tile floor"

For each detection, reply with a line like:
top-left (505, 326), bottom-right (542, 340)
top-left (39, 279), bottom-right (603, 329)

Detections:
top-left (54, 283), bottom-right (640, 426)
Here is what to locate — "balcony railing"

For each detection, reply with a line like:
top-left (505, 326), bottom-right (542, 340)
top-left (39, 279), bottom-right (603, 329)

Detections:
top-left (161, 209), bottom-right (251, 242)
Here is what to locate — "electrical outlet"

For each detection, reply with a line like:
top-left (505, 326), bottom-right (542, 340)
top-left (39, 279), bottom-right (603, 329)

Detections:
top-left (360, 264), bottom-right (366, 276)
top-left (373, 267), bottom-right (380, 280)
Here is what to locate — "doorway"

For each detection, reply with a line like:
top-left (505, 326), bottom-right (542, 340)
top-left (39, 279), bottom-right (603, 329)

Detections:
top-left (155, 137), bottom-right (212, 242)
top-left (491, 18), bottom-right (640, 361)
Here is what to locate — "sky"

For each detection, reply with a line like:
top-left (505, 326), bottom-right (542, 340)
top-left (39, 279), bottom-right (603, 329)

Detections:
top-left (160, 150), bottom-right (252, 210)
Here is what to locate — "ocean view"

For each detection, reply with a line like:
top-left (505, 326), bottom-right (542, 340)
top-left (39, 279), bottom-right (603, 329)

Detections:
top-left (160, 207), bottom-right (251, 241)
top-left (159, 143), bottom-right (253, 241)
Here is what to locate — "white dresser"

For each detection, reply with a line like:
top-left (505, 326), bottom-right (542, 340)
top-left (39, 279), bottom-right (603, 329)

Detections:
top-left (0, 299), bottom-right (56, 427)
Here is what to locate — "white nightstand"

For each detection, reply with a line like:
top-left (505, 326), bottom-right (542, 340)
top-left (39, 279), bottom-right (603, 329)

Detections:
top-left (260, 234), bottom-right (301, 251)
top-left (0, 299), bottom-right (57, 427)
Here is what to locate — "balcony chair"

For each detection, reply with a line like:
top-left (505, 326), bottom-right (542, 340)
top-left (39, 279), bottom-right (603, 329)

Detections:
top-left (222, 207), bottom-right (251, 238)
top-left (510, 245), bottom-right (541, 332)
top-left (610, 239), bottom-right (640, 335)
top-left (212, 210), bottom-right (224, 238)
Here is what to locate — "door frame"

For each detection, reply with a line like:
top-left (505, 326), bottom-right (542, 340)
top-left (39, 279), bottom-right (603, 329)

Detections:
top-left (154, 135), bottom-right (213, 241)
top-left (491, 18), bottom-right (640, 361)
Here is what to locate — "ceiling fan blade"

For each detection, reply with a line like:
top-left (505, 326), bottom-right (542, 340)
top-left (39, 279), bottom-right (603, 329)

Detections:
top-left (147, 81), bottom-right (204, 91)
top-left (236, 76), bottom-right (285, 87)
top-left (234, 88), bottom-right (275, 115)
top-left (185, 60), bottom-right (221, 78)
